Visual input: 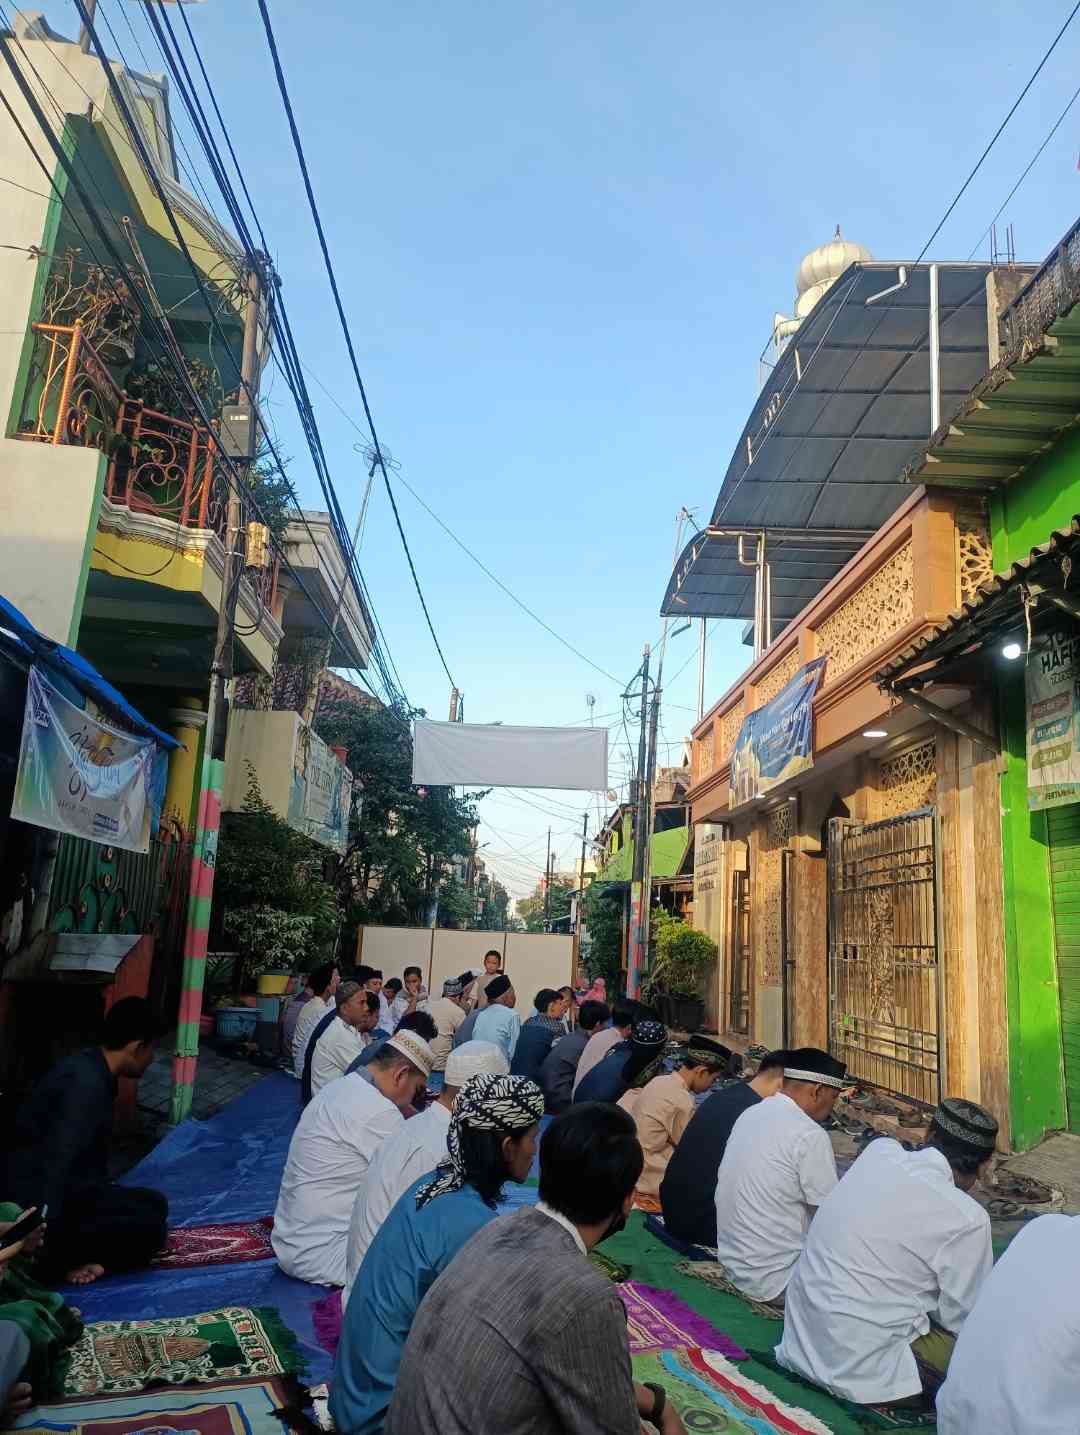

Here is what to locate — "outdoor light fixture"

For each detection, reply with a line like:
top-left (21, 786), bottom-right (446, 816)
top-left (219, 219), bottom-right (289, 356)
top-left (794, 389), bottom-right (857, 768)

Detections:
top-left (862, 729), bottom-right (887, 738)
top-left (1002, 641), bottom-right (1023, 661)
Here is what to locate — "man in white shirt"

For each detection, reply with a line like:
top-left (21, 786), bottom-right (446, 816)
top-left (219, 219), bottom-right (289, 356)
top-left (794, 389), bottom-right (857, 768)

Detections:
top-left (937, 1211), bottom-right (1080, 1433)
top-left (358, 965), bottom-right (394, 1032)
top-left (714, 1047), bottom-right (845, 1306)
top-left (342, 1039), bottom-right (509, 1307)
top-left (421, 978), bottom-right (469, 1071)
top-left (291, 962), bottom-right (340, 1078)
top-left (307, 985), bottom-right (382, 1100)
top-left (272, 1031), bottom-right (434, 1286)
top-left (778, 1097), bottom-right (998, 1407)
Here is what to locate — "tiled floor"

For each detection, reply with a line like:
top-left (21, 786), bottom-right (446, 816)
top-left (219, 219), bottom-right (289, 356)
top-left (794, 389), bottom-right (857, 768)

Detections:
top-left (138, 1034), bottom-right (268, 1123)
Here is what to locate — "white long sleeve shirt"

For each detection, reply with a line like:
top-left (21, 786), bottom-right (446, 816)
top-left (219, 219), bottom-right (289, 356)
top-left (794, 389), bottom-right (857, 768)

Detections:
top-left (342, 1100), bottom-right (452, 1309)
top-left (777, 1138), bottom-right (992, 1403)
top-left (309, 1016), bottom-right (368, 1097)
top-left (937, 1213), bottom-right (1080, 1434)
top-left (714, 1091), bottom-right (838, 1301)
top-left (272, 1070), bottom-right (402, 1286)
top-left (291, 994), bottom-right (331, 1077)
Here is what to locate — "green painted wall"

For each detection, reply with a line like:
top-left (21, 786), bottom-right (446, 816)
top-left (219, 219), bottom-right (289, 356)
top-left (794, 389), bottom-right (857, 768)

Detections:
top-left (991, 426), bottom-right (1080, 569)
top-left (599, 820), bottom-right (690, 883)
top-left (998, 673), bottom-right (1068, 1148)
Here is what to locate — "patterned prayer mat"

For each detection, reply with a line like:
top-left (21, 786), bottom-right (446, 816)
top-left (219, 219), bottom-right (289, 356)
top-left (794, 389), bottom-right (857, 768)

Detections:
top-left (676, 1260), bottom-right (787, 1322)
top-left (632, 1347), bottom-right (834, 1435)
top-left (750, 1350), bottom-right (938, 1430)
top-left (644, 1211), bottom-right (718, 1261)
top-left (619, 1281), bottom-right (748, 1361)
top-left (61, 1308), bottom-right (305, 1398)
top-left (4, 1375), bottom-right (308, 1435)
top-left (151, 1220), bottom-right (275, 1271)
top-left (586, 1249), bottom-right (630, 1283)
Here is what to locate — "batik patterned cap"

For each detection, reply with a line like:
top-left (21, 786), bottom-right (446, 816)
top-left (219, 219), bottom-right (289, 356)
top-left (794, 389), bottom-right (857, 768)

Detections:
top-left (931, 1097), bottom-right (998, 1154)
top-left (442, 977), bottom-right (464, 998)
top-left (415, 1072), bottom-right (544, 1209)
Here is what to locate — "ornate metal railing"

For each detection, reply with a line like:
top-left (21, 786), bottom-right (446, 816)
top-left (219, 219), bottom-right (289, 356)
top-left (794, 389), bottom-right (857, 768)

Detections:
top-left (1000, 216), bottom-right (1080, 356)
top-left (14, 322), bottom-right (122, 448)
top-left (107, 397), bottom-right (218, 530)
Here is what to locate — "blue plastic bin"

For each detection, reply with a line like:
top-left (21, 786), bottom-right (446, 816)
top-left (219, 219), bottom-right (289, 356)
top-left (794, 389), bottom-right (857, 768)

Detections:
top-left (215, 1006), bottom-right (258, 1042)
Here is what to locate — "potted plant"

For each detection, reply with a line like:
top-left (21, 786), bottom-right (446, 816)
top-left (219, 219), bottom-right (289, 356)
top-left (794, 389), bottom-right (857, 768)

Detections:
top-left (223, 905), bottom-right (314, 995)
top-left (646, 912), bottom-right (717, 1033)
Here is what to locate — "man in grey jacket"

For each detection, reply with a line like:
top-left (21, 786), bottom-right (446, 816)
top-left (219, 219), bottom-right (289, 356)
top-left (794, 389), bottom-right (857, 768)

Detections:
top-left (384, 1103), bottom-right (687, 1435)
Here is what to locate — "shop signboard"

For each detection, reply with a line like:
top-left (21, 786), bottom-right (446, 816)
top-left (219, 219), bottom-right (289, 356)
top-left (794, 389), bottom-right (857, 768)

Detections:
top-left (1027, 626), bottom-right (1080, 810)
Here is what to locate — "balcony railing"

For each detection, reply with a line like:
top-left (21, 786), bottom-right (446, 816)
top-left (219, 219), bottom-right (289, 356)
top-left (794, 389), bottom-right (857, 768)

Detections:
top-left (13, 323), bottom-right (279, 612)
top-left (15, 322), bottom-right (122, 449)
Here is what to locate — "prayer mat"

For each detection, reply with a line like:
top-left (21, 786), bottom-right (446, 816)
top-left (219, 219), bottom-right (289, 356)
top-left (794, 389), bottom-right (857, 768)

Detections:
top-left (4, 1375), bottom-right (310, 1435)
top-left (61, 1307), bottom-right (306, 1398)
top-left (750, 1350), bottom-right (937, 1429)
top-left (310, 1293), bottom-right (341, 1359)
top-left (644, 1211), bottom-right (718, 1261)
top-left (619, 1281), bottom-right (747, 1360)
top-left (151, 1220), bottom-right (275, 1271)
top-left (676, 1261), bottom-right (787, 1322)
top-left (632, 1347), bottom-right (834, 1435)
top-left (586, 1249), bottom-right (630, 1283)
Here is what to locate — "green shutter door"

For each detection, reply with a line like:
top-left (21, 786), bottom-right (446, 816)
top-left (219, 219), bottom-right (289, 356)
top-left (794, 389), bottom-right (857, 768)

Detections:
top-left (1047, 804), bottom-right (1080, 1132)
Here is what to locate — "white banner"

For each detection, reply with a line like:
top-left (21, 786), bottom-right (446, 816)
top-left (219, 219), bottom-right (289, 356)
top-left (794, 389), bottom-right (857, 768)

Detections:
top-left (412, 720), bottom-right (608, 790)
top-left (12, 666), bottom-right (157, 852)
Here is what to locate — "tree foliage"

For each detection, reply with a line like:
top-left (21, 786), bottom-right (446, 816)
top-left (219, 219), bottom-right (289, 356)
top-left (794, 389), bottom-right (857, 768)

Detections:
top-left (581, 881), bottom-right (624, 987)
top-left (516, 877), bottom-right (574, 934)
top-left (647, 911), bottom-right (717, 997)
top-left (313, 694), bottom-right (484, 938)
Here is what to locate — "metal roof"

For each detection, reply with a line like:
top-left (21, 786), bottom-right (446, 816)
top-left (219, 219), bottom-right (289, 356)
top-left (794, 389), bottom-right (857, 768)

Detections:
top-left (662, 262), bottom-right (1010, 620)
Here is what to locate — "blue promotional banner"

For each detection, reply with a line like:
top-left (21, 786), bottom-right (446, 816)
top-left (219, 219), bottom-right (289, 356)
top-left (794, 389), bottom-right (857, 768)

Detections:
top-left (12, 665), bottom-right (158, 852)
top-left (729, 657), bottom-right (828, 808)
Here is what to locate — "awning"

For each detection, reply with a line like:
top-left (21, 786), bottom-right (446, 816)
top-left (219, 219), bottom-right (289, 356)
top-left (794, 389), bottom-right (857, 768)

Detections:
top-left (0, 593), bottom-right (179, 749)
top-left (662, 262), bottom-right (1008, 620)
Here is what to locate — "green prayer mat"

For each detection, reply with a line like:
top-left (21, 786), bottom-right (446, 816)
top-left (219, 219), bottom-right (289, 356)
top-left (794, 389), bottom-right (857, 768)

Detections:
top-left (599, 1214), bottom-right (869, 1435)
top-left (632, 1346), bottom-right (834, 1435)
top-left (751, 1349), bottom-right (937, 1429)
top-left (587, 1249), bottom-right (630, 1283)
top-left (61, 1307), bottom-right (306, 1399)
top-left (676, 1259), bottom-right (789, 1321)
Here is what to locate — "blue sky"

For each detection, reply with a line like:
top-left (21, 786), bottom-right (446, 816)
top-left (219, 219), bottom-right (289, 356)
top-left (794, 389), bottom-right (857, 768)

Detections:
top-left (41, 0), bottom-right (1080, 898)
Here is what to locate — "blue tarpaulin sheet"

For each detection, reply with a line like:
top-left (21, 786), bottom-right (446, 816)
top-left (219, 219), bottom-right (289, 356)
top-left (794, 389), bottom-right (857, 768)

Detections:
top-left (60, 1073), bottom-right (546, 1386)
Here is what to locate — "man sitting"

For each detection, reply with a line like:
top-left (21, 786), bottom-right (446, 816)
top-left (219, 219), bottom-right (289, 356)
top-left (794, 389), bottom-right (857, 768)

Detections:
top-left (630, 1035), bottom-right (732, 1207)
top-left (303, 985), bottom-right (382, 1103)
top-left (471, 975), bottom-right (520, 1063)
top-left (2, 997), bottom-right (167, 1285)
top-left (384, 1103), bottom-right (687, 1435)
top-left (421, 978), bottom-right (468, 1071)
top-left (779, 1097), bottom-right (997, 1407)
top-left (272, 1032), bottom-right (434, 1286)
top-left (573, 997), bottom-right (635, 1095)
top-left (332, 1072), bottom-right (545, 1435)
top-left (937, 1209), bottom-right (1080, 1433)
top-left (357, 967), bottom-right (394, 1032)
top-left (538, 999), bottom-right (609, 1113)
top-left (509, 989), bottom-right (568, 1081)
top-left (390, 967), bottom-right (426, 1026)
top-left (714, 1047), bottom-right (844, 1308)
top-left (347, 1010), bottom-right (438, 1075)
top-left (660, 1049), bottom-right (786, 1248)
top-left (292, 962), bottom-right (340, 1077)
top-left (343, 1040), bottom-right (509, 1307)
top-left (573, 1015), bottom-right (667, 1105)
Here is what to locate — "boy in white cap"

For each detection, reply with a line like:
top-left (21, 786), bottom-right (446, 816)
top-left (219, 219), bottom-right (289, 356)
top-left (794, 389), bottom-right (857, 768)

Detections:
top-left (272, 1031), bottom-right (435, 1287)
top-left (343, 1040), bottom-right (509, 1307)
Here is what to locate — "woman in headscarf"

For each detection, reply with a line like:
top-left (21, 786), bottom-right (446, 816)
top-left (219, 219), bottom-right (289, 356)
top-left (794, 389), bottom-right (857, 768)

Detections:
top-left (572, 1017), bottom-right (668, 1107)
top-left (329, 1072), bottom-right (545, 1435)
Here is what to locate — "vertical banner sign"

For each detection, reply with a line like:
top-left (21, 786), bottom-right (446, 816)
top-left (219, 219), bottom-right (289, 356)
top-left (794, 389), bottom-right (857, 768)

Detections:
top-left (288, 726), bottom-right (352, 854)
top-left (730, 657), bottom-right (828, 808)
top-left (12, 665), bottom-right (156, 853)
top-left (1026, 626), bottom-right (1080, 811)
top-left (627, 880), bottom-right (644, 999)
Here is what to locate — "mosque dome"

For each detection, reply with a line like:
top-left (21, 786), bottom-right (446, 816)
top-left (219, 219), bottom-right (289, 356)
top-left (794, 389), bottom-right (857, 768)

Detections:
top-left (793, 227), bottom-right (872, 319)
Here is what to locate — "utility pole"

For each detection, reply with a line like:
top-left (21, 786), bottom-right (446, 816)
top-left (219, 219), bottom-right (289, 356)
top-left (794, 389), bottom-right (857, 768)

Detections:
top-left (170, 260), bottom-right (262, 1126)
top-left (698, 618), bottom-right (707, 721)
top-left (78, 0), bottom-right (96, 52)
top-left (628, 644), bottom-right (651, 997)
top-left (449, 687), bottom-right (460, 722)
top-left (543, 826), bottom-right (552, 930)
top-left (572, 811), bottom-right (589, 979)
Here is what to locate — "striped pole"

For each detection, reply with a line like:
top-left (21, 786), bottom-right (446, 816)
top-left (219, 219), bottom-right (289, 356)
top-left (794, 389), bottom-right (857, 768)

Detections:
top-left (168, 743), bottom-right (223, 1125)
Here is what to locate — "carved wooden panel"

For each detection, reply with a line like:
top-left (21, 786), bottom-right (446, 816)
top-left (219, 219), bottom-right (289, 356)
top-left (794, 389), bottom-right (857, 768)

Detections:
top-left (694, 725), bottom-right (715, 781)
top-left (878, 739), bottom-right (937, 818)
top-left (754, 647), bottom-right (801, 706)
top-left (815, 542), bottom-right (914, 682)
top-left (956, 510), bottom-right (994, 606)
top-left (719, 699), bottom-right (746, 764)
top-left (758, 803), bottom-right (792, 987)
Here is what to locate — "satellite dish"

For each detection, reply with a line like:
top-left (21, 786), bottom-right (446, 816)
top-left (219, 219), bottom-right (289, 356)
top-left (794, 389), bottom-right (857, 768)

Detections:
top-left (606, 789), bottom-right (618, 802)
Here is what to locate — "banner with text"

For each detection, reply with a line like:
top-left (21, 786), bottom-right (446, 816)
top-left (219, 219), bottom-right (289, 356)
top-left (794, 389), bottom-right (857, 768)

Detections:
top-left (1027, 626), bottom-right (1080, 811)
top-left (12, 665), bottom-right (157, 852)
top-left (288, 725), bottom-right (352, 854)
top-left (729, 657), bottom-right (828, 807)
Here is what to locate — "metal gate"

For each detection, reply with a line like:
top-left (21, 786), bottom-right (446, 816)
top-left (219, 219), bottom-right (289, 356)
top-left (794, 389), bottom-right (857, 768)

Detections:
top-left (728, 868), bottom-right (752, 1036)
top-left (826, 808), bottom-right (942, 1104)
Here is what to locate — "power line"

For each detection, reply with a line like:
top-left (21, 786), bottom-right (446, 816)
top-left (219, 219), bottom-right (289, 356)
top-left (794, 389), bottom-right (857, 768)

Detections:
top-left (253, 0), bottom-right (456, 688)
